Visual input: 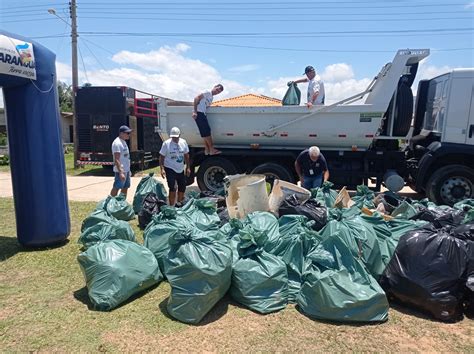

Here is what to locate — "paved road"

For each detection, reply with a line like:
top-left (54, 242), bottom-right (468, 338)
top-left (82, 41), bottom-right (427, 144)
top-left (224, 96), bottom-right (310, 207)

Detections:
top-left (0, 172), bottom-right (422, 203)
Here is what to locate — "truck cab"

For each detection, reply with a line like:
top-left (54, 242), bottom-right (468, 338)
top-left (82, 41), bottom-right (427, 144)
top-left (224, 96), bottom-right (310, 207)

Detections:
top-left (408, 69), bottom-right (474, 204)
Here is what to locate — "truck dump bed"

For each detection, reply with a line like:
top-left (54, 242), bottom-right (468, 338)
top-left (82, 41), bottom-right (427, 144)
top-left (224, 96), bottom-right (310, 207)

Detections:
top-left (158, 49), bottom-right (429, 151)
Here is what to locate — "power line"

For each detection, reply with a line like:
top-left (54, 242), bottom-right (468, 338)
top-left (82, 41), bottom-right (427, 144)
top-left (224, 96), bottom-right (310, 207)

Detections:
top-left (79, 37), bottom-right (109, 70)
top-left (75, 10), bottom-right (470, 16)
top-left (0, 3), bottom-right (67, 10)
top-left (78, 16), bottom-right (472, 22)
top-left (77, 3), bottom-right (468, 9)
top-left (78, 27), bottom-right (474, 38)
top-left (80, 37), bottom-right (115, 55)
top-left (78, 44), bottom-right (90, 83)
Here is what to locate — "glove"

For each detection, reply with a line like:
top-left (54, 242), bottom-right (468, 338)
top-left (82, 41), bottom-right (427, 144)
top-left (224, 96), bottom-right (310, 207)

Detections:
top-left (287, 81), bottom-right (294, 87)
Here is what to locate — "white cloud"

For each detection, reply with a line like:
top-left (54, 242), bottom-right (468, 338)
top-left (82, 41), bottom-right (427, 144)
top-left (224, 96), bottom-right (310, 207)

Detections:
top-left (465, 2), bottom-right (474, 8)
top-left (228, 64), bottom-right (260, 73)
top-left (320, 63), bottom-right (354, 82)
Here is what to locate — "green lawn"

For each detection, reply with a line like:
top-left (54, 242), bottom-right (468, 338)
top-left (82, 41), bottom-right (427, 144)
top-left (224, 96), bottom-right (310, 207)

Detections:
top-left (0, 197), bottom-right (473, 351)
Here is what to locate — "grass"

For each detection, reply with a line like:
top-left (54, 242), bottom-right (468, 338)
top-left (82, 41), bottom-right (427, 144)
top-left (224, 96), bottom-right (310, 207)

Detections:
top-left (1, 197), bottom-right (473, 351)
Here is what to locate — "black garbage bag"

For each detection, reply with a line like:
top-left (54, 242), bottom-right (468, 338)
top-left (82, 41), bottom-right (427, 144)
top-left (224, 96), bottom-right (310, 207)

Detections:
top-left (133, 173), bottom-right (167, 214)
top-left (77, 239), bottom-right (163, 311)
top-left (138, 192), bottom-right (167, 229)
top-left (164, 228), bottom-right (233, 324)
top-left (278, 194), bottom-right (327, 231)
top-left (411, 205), bottom-right (464, 228)
top-left (380, 224), bottom-right (472, 322)
top-left (230, 225), bottom-right (289, 314)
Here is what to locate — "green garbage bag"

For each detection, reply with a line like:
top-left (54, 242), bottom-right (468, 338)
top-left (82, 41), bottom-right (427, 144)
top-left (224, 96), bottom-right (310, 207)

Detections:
top-left (96, 194), bottom-right (135, 221)
top-left (297, 232), bottom-right (389, 323)
top-left (322, 213), bottom-right (385, 280)
top-left (143, 208), bottom-right (194, 274)
top-left (391, 200), bottom-right (418, 219)
top-left (79, 209), bottom-right (135, 249)
top-left (357, 212), bottom-right (427, 273)
top-left (352, 185), bottom-right (376, 209)
top-left (77, 239), bottom-right (163, 311)
top-left (269, 215), bottom-right (320, 302)
top-left (164, 228), bottom-right (233, 324)
top-left (230, 225), bottom-right (288, 313)
top-left (311, 181), bottom-right (338, 208)
top-left (179, 198), bottom-right (221, 231)
top-left (282, 82), bottom-right (301, 106)
top-left (133, 173), bottom-right (168, 214)
top-left (217, 218), bottom-right (245, 263)
top-left (454, 199), bottom-right (474, 223)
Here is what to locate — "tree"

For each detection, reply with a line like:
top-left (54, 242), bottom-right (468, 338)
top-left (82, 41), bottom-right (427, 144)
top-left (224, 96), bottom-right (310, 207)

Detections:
top-left (57, 81), bottom-right (73, 112)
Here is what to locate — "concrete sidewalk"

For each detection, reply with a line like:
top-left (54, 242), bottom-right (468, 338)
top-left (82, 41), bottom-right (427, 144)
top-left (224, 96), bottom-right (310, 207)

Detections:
top-left (0, 172), bottom-right (196, 203)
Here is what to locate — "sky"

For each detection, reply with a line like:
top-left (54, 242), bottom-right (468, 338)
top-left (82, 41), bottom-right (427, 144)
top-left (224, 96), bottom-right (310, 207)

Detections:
top-left (0, 0), bottom-right (473, 107)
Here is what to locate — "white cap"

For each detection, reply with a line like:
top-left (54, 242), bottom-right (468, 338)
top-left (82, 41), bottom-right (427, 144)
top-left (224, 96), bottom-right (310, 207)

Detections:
top-left (170, 127), bottom-right (181, 137)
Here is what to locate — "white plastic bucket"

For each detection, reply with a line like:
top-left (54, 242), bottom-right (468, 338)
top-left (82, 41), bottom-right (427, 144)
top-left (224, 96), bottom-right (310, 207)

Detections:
top-left (224, 174), bottom-right (269, 219)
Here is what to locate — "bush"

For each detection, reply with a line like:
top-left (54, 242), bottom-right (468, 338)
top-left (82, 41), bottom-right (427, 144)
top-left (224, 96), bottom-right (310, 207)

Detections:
top-left (0, 132), bottom-right (7, 146)
top-left (0, 155), bottom-right (9, 166)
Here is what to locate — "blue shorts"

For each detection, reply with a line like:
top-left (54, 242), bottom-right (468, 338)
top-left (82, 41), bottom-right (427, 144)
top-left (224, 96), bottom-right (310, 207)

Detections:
top-left (113, 172), bottom-right (131, 189)
top-left (195, 112), bottom-right (211, 137)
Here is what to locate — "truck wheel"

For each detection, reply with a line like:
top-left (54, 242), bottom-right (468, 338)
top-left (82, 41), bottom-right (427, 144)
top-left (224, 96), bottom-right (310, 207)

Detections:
top-left (426, 165), bottom-right (474, 205)
top-left (197, 157), bottom-right (238, 191)
top-left (251, 163), bottom-right (295, 188)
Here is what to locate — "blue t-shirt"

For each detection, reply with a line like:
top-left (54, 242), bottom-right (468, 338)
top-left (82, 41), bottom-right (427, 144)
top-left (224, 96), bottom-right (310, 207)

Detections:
top-left (296, 149), bottom-right (328, 177)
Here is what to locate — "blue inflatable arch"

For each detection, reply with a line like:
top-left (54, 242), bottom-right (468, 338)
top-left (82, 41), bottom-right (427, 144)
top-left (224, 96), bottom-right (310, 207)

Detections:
top-left (0, 31), bottom-right (70, 247)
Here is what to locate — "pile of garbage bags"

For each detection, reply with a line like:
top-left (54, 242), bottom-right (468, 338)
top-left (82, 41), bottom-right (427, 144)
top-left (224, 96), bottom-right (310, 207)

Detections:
top-left (75, 173), bottom-right (473, 325)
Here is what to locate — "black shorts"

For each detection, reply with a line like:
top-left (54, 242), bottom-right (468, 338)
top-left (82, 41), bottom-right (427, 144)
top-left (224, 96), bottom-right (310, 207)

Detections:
top-left (195, 112), bottom-right (211, 137)
top-left (164, 167), bottom-right (186, 193)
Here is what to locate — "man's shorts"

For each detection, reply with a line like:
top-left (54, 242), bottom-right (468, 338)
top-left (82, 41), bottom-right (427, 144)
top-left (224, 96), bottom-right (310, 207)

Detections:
top-left (113, 171), bottom-right (131, 189)
top-left (165, 167), bottom-right (186, 193)
top-left (195, 112), bottom-right (211, 137)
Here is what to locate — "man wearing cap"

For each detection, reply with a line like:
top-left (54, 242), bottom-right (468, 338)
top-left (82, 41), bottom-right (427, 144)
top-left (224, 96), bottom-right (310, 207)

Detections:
top-left (295, 146), bottom-right (330, 190)
top-left (110, 125), bottom-right (132, 197)
top-left (159, 127), bottom-right (191, 206)
top-left (289, 66), bottom-right (325, 107)
top-left (192, 84), bottom-right (224, 155)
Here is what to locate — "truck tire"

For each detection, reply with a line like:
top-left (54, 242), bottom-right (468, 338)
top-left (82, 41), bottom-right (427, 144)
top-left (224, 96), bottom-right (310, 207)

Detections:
top-left (392, 81), bottom-right (413, 137)
top-left (197, 157), bottom-right (238, 191)
top-left (251, 163), bottom-right (295, 186)
top-left (426, 165), bottom-right (474, 205)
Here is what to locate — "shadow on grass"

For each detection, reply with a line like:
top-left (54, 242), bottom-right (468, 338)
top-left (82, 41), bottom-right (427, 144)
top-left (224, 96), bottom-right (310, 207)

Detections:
top-left (74, 283), bottom-right (161, 311)
top-left (0, 236), bottom-right (69, 262)
top-left (158, 294), bottom-right (229, 326)
top-left (388, 301), bottom-right (461, 323)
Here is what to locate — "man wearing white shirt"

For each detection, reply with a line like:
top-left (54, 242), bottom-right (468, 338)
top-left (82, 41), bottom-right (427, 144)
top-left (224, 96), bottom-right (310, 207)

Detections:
top-left (290, 66), bottom-right (325, 107)
top-left (159, 127), bottom-right (191, 206)
top-left (192, 84), bottom-right (224, 155)
top-left (110, 125), bottom-right (132, 197)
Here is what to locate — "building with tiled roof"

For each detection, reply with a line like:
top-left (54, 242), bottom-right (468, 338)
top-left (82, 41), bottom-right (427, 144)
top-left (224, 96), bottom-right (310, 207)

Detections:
top-left (212, 93), bottom-right (281, 107)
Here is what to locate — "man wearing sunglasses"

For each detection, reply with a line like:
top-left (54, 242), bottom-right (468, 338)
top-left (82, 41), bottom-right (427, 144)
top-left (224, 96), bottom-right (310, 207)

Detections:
top-left (110, 125), bottom-right (132, 197)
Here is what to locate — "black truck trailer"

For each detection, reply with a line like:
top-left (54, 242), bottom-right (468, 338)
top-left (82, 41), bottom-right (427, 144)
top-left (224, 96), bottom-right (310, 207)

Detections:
top-left (75, 86), bottom-right (163, 170)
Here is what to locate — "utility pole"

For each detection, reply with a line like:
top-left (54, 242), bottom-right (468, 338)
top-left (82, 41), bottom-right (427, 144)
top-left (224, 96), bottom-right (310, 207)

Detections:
top-left (70, 0), bottom-right (79, 168)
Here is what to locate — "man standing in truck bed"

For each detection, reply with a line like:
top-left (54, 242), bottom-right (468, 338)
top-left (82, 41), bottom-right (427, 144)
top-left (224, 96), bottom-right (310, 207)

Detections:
top-left (295, 146), bottom-right (330, 190)
top-left (290, 65), bottom-right (325, 107)
top-left (192, 84), bottom-right (224, 155)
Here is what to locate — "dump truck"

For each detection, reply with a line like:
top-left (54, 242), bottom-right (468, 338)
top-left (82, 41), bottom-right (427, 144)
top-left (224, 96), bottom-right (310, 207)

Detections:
top-left (157, 49), bottom-right (474, 205)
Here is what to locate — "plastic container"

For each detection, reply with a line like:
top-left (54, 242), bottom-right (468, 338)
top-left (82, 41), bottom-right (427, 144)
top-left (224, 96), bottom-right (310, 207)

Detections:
top-left (225, 174), bottom-right (269, 219)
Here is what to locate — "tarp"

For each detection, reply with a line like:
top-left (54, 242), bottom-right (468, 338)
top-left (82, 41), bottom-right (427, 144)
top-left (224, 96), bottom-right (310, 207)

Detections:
top-left (133, 173), bottom-right (168, 214)
top-left (230, 225), bottom-right (289, 314)
top-left (96, 194), bottom-right (135, 221)
top-left (297, 231), bottom-right (389, 323)
top-left (77, 239), bottom-right (163, 311)
top-left (164, 228), bottom-right (233, 324)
